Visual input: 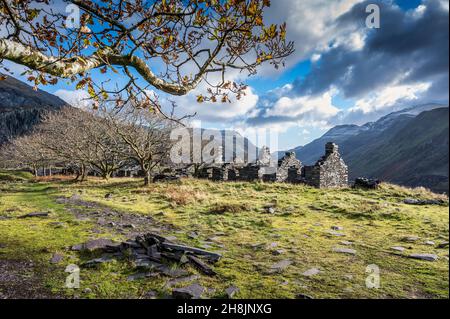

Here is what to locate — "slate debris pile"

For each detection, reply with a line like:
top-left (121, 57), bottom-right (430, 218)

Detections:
top-left (353, 177), bottom-right (381, 189)
top-left (83, 233), bottom-right (222, 277)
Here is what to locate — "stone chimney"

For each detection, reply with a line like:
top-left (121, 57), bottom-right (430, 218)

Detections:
top-left (286, 152), bottom-right (296, 158)
top-left (325, 142), bottom-right (338, 156)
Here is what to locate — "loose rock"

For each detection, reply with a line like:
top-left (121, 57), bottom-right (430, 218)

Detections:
top-left (18, 212), bottom-right (49, 219)
top-left (403, 198), bottom-right (445, 206)
top-left (302, 268), bottom-right (321, 277)
top-left (225, 286), bottom-right (240, 299)
top-left (172, 283), bottom-right (205, 299)
top-left (391, 246), bottom-right (406, 252)
top-left (437, 241), bottom-right (449, 249)
top-left (408, 254), bottom-right (439, 262)
top-left (50, 253), bottom-right (64, 264)
top-left (332, 247), bottom-right (356, 255)
top-left (82, 255), bottom-right (114, 267)
top-left (272, 249), bottom-right (285, 256)
top-left (402, 236), bottom-right (420, 243)
top-left (270, 260), bottom-right (292, 271)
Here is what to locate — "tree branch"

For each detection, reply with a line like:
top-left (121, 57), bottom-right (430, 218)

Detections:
top-left (0, 38), bottom-right (201, 96)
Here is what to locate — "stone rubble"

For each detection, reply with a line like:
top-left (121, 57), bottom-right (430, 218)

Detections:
top-left (77, 233), bottom-right (221, 277)
top-left (353, 178), bottom-right (381, 189)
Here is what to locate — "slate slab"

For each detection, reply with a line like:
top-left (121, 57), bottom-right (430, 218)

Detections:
top-left (302, 268), bottom-right (321, 277)
top-left (408, 254), bottom-right (439, 262)
top-left (225, 286), bottom-right (240, 299)
top-left (172, 283), bottom-right (205, 299)
top-left (270, 260), bottom-right (292, 271)
top-left (332, 247), bottom-right (357, 255)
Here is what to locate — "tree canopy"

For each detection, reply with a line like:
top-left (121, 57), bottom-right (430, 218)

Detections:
top-left (0, 0), bottom-right (294, 115)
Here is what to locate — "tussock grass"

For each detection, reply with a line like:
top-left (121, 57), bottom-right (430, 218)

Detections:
top-left (162, 184), bottom-right (209, 206)
top-left (209, 202), bottom-right (252, 214)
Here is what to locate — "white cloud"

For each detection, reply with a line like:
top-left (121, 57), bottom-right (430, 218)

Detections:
top-left (267, 89), bottom-right (340, 121)
top-left (173, 86), bottom-right (259, 123)
top-left (262, 0), bottom-right (364, 70)
top-left (54, 89), bottom-right (91, 109)
top-left (311, 54), bottom-right (322, 63)
top-left (351, 82), bottom-right (432, 113)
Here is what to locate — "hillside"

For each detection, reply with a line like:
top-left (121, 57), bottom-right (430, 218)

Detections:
top-left (347, 108), bottom-right (449, 193)
top-left (0, 75), bottom-right (68, 144)
top-left (290, 105), bottom-right (449, 193)
top-left (0, 171), bottom-right (448, 299)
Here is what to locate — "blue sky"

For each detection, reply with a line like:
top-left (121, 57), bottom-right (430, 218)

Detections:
top-left (3, 0), bottom-right (449, 151)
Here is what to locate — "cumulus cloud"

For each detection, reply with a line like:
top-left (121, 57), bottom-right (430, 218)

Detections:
top-left (245, 0), bottom-right (449, 130)
top-left (172, 85), bottom-right (259, 123)
top-left (297, 0), bottom-right (448, 100)
top-left (247, 88), bottom-right (339, 130)
top-left (54, 89), bottom-right (91, 109)
top-left (263, 0), bottom-right (364, 69)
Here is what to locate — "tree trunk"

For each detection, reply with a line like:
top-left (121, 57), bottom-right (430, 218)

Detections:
top-left (102, 171), bottom-right (112, 180)
top-left (80, 164), bottom-right (86, 182)
top-left (144, 171), bottom-right (152, 186)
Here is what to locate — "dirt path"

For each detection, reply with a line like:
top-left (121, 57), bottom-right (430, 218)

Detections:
top-left (57, 194), bottom-right (177, 239)
top-left (0, 259), bottom-right (62, 299)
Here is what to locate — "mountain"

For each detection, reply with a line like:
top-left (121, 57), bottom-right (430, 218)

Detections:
top-left (289, 104), bottom-right (449, 193)
top-left (347, 108), bottom-right (449, 193)
top-left (0, 75), bottom-right (257, 163)
top-left (0, 74), bottom-right (68, 144)
top-left (177, 128), bottom-right (259, 165)
top-left (285, 124), bottom-right (371, 165)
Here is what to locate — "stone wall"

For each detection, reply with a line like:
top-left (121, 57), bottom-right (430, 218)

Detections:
top-left (238, 164), bottom-right (262, 181)
top-left (212, 164), bottom-right (240, 181)
top-left (277, 152), bottom-right (302, 183)
top-left (257, 146), bottom-right (273, 166)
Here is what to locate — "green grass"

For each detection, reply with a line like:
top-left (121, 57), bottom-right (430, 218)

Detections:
top-left (0, 170), bottom-right (448, 299)
top-left (0, 170), bottom-right (34, 182)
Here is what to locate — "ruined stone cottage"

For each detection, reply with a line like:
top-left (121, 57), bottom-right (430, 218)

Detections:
top-left (195, 142), bottom-right (348, 189)
top-left (303, 142), bottom-right (348, 188)
top-left (277, 152), bottom-right (302, 183)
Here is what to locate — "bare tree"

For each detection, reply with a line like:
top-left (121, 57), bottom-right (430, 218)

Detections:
top-left (38, 107), bottom-right (129, 180)
top-left (1, 132), bottom-right (54, 176)
top-left (0, 0), bottom-right (293, 117)
top-left (106, 105), bottom-right (175, 185)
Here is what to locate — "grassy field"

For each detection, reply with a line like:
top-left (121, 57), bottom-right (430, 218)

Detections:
top-left (0, 170), bottom-right (448, 299)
